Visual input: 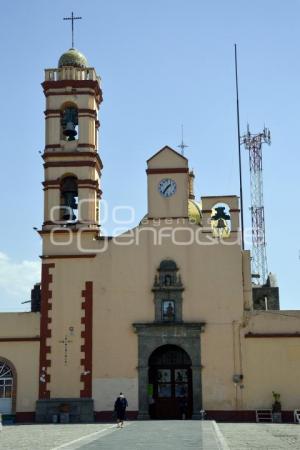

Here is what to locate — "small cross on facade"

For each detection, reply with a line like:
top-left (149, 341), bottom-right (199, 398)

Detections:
top-left (63, 12), bottom-right (82, 48)
top-left (59, 335), bottom-right (73, 366)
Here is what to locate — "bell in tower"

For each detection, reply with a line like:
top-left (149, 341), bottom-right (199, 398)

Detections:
top-left (61, 107), bottom-right (78, 141)
top-left (60, 176), bottom-right (78, 221)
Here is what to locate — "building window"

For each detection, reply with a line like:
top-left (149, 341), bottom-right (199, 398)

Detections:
top-left (0, 361), bottom-right (13, 408)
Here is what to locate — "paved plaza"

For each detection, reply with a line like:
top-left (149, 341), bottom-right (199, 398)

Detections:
top-left (0, 421), bottom-right (300, 449)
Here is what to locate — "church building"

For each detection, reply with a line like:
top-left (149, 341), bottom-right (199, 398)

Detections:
top-left (0, 47), bottom-right (299, 423)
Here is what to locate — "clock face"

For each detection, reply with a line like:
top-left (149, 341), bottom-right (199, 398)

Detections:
top-left (158, 178), bottom-right (177, 198)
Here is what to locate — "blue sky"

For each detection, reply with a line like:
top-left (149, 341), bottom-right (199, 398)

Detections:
top-left (0, 0), bottom-right (299, 311)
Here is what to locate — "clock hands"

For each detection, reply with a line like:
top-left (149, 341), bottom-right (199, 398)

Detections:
top-left (163, 183), bottom-right (171, 195)
top-left (158, 178), bottom-right (176, 197)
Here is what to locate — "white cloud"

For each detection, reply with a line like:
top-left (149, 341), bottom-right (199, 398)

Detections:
top-left (0, 252), bottom-right (40, 311)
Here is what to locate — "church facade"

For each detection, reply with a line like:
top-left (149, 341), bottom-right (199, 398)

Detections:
top-left (0, 48), bottom-right (300, 423)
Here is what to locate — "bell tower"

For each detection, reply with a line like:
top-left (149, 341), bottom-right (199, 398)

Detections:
top-left (41, 48), bottom-right (102, 254)
top-left (36, 48), bottom-right (102, 423)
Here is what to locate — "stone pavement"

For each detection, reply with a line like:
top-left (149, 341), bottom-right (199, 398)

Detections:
top-left (77, 421), bottom-right (227, 450)
top-left (1, 421), bottom-right (300, 449)
top-left (0, 421), bottom-right (226, 450)
top-left (219, 423), bottom-right (300, 449)
top-left (0, 424), bottom-right (113, 450)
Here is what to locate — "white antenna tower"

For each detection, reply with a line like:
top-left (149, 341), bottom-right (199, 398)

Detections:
top-left (241, 125), bottom-right (271, 284)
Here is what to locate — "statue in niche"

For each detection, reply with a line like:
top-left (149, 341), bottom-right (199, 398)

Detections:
top-left (163, 301), bottom-right (175, 321)
top-left (164, 275), bottom-right (171, 286)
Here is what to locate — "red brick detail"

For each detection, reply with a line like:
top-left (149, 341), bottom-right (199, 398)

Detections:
top-left (44, 151), bottom-right (96, 158)
top-left (39, 263), bottom-right (55, 399)
top-left (38, 229), bottom-right (99, 236)
top-left (44, 108), bottom-right (96, 117)
top-left (41, 254), bottom-right (97, 260)
top-left (45, 144), bottom-right (61, 149)
top-left (15, 412), bottom-right (36, 423)
top-left (205, 410), bottom-right (295, 423)
top-left (44, 160), bottom-right (102, 174)
top-left (245, 332), bottom-right (300, 338)
top-left (80, 281), bottom-right (93, 398)
top-left (42, 80), bottom-right (103, 103)
top-left (147, 216), bottom-right (190, 220)
top-left (146, 168), bottom-right (189, 174)
top-left (0, 337), bottom-right (40, 342)
top-left (94, 411), bottom-right (138, 422)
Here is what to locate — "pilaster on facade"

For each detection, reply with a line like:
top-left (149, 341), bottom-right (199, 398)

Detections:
top-left (80, 281), bottom-right (93, 398)
top-left (39, 263), bottom-right (55, 399)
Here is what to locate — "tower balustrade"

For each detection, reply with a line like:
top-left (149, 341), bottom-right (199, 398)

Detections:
top-left (45, 67), bottom-right (100, 83)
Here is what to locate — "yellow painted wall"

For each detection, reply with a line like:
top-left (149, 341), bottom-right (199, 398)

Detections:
top-left (0, 313), bottom-right (40, 412)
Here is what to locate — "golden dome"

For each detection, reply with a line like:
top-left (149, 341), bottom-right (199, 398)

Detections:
top-left (58, 48), bottom-right (88, 68)
top-left (188, 199), bottom-right (202, 225)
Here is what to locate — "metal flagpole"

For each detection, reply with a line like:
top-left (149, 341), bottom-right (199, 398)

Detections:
top-left (234, 44), bottom-right (245, 250)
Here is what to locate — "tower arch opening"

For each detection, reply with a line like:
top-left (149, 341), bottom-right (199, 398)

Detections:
top-left (211, 202), bottom-right (231, 238)
top-left (60, 175), bottom-right (78, 222)
top-left (60, 102), bottom-right (79, 141)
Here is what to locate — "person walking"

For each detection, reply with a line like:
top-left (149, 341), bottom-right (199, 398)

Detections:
top-left (114, 392), bottom-right (128, 428)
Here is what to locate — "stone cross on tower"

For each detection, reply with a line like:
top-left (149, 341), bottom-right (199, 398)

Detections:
top-left (63, 12), bottom-right (82, 48)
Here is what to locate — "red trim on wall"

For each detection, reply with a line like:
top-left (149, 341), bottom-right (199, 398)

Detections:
top-left (38, 229), bottom-right (99, 235)
top-left (147, 216), bottom-right (190, 220)
top-left (245, 332), bottom-right (300, 338)
top-left (80, 281), bottom-right (93, 398)
top-left (45, 144), bottom-right (61, 149)
top-left (44, 149), bottom-right (97, 156)
top-left (0, 337), bottom-right (40, 342)
top-left (44, 161), bottom-right (102, 174)
top-left (146, 168), bottom-right (189, 174)
top-left (43, 179), bottom-right (99, 187)
top-left (45, 108), bottom-right (96, 116)
top-left (39, 263), bottom-right (55, 399)
top-left (41, 254), bottom-right (97, 259)
top-left (205, 410), bottom-right (295, 423)
top-left (42, 80), bottom-right (102, 103)
top-left (15, 412), bottom-right (36, 423)
top-left (94, 411), bottom-right (138, 422)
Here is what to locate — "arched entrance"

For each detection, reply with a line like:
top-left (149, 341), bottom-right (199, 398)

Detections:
top-left (148, 345), bottom-right (193, 419)
top-left (0, 359), bottom-right (15, 415)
